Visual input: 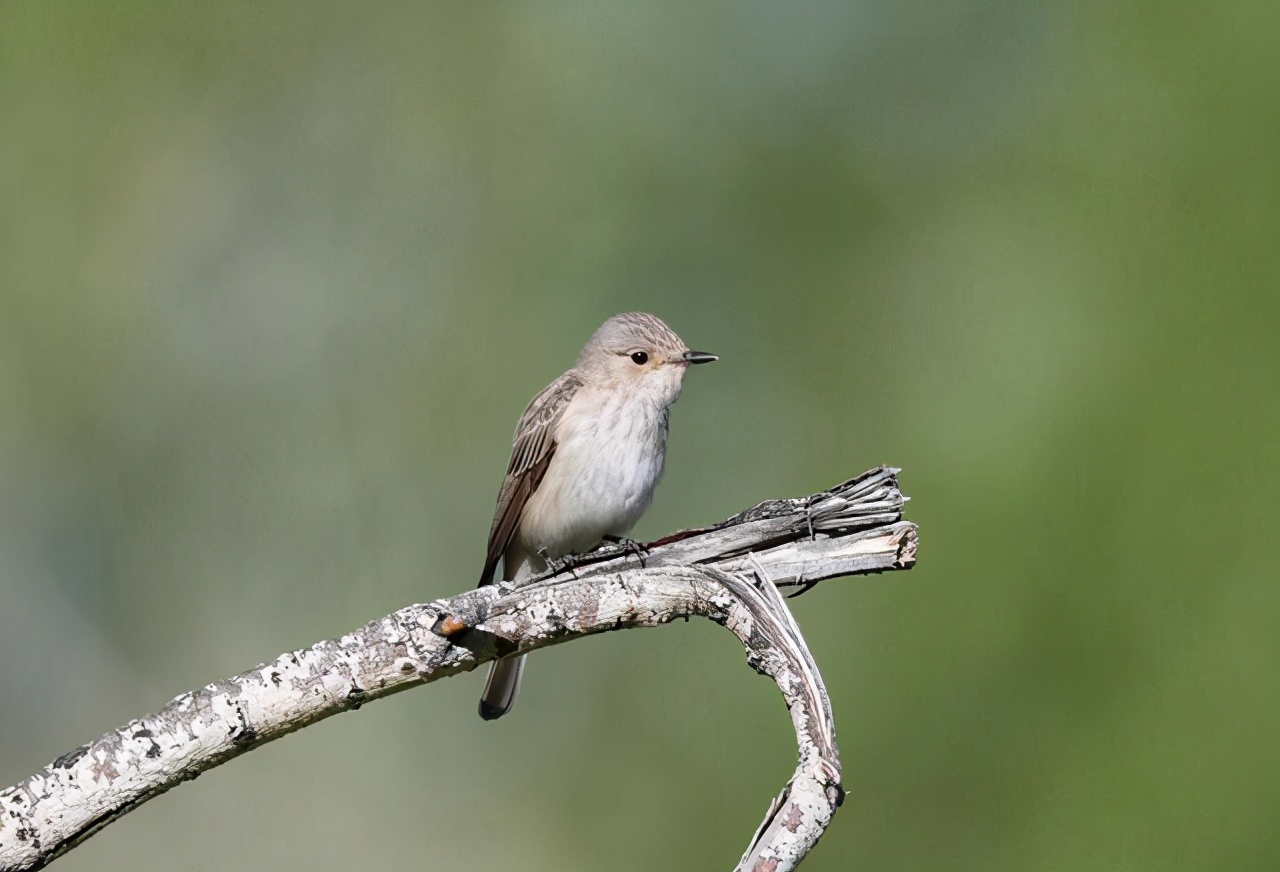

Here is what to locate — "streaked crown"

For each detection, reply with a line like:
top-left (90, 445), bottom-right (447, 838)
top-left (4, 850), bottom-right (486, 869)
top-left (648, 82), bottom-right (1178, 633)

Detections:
top-left (576, 312), bottom-right (686, 365)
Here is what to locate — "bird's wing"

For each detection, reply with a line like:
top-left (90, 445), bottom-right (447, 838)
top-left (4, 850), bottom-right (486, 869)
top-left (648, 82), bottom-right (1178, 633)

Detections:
top-left (477, 371), bottom-right (584, 587)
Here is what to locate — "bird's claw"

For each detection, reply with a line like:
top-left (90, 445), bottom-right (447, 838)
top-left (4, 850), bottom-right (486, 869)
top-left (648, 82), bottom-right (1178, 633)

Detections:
top-left (538, 548), bottom-right (579, 578)
top-left (603, 534), bottom-right (649, 567)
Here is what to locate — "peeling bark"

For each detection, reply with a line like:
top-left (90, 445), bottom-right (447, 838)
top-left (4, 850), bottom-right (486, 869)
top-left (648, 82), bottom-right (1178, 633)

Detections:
top-left (0, 467), bottom-right (916, 872)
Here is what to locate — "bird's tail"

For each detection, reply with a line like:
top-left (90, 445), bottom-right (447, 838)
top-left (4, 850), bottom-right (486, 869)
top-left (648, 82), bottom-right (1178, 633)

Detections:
top-left (478, 654), bottom-right (526, 720)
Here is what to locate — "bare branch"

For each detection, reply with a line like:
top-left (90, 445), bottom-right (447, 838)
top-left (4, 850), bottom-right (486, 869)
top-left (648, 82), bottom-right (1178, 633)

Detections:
top-left (0, 467), bottom-right (916, 872)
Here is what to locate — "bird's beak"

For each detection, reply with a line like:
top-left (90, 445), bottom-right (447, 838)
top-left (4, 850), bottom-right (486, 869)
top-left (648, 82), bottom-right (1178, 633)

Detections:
top-left (681, 350), bottom-right (718, 365)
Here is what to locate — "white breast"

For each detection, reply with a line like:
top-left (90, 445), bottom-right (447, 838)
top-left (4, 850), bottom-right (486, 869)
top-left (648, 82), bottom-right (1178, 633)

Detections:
top-left (517, 386), bottom-right (668, 559)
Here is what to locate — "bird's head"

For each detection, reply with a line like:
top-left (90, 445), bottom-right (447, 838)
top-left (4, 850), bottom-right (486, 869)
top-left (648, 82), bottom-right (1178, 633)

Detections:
top-left (576, 312), bottom-right (716, 407)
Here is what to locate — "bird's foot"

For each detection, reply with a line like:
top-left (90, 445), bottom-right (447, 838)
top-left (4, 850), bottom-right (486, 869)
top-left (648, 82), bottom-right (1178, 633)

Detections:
top-left (803, 495), bottom-right (818, 541)
top-left (538, 548), bottom-right (579, 578)
top-left (603, 534), bottom-right (649, 567)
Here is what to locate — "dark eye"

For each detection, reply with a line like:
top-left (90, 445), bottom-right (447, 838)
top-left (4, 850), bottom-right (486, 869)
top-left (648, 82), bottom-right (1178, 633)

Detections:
top-left (630, 351), bottom-right (649, 365)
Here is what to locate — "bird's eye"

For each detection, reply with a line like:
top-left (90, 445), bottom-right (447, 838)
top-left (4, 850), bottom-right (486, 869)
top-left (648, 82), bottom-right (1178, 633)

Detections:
top-left (630, 351), bottom-right (649, 365)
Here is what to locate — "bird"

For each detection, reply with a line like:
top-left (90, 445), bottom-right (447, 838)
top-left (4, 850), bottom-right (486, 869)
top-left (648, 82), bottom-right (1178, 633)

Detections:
top-left (476, 312), bottom-right (717, 720)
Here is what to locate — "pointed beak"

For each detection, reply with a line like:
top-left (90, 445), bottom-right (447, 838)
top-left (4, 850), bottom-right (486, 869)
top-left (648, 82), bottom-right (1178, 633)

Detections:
top-left (681, 350), bottom-right (718, 365)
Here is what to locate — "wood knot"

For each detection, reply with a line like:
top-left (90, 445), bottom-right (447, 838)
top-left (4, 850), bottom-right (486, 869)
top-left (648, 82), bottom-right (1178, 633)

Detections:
top-left (346, 686), bottom-right (368, 710)
top-left (52, 745), bottom-right (90, 770)
top-left (432, 614), bottom-right (469, 637)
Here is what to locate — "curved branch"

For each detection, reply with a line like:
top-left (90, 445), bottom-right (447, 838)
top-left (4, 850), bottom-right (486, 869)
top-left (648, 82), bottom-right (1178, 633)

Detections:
top-left (0, 467), bottom-right (916, 872)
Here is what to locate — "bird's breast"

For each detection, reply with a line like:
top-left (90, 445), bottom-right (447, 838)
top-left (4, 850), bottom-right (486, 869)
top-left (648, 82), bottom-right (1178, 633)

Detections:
top-left (517, 390), bottom-right (668, 558)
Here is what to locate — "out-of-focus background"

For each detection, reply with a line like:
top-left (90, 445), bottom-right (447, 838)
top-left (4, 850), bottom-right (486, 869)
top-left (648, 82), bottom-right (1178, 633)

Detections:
top-left (2, 3), bottom-right (1276, 870)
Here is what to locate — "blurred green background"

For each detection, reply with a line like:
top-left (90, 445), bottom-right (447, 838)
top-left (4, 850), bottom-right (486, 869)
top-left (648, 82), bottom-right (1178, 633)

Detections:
top-left (2, 2), bottom-right (1276, 870)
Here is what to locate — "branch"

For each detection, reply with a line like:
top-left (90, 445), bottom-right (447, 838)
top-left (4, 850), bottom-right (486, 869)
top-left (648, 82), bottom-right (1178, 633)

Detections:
top-left (0, 467), bottom-right (916, 872)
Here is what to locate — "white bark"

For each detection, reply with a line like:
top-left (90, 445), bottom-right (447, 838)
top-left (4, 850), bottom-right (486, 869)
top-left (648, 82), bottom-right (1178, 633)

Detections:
top-left (0, 467), bottom-right (916, 872)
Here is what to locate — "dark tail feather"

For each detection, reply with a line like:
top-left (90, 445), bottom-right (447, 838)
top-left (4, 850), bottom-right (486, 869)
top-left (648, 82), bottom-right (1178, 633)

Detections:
top-left (479, 655), bottom-right (525, 720)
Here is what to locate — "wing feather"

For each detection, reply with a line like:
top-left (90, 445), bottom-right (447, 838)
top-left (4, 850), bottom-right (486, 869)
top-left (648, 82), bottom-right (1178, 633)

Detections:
top-left (477, 372), bottom-right (583, 586)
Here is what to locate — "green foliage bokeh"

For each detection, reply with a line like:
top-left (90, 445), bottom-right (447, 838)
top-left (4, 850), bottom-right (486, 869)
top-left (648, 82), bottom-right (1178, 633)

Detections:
top-left (1, 3), bottom-right (1276, 870)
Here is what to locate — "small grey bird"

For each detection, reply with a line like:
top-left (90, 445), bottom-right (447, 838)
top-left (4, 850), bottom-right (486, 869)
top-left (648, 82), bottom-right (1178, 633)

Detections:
top-left (477, 312), bottom-right (717, 720)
